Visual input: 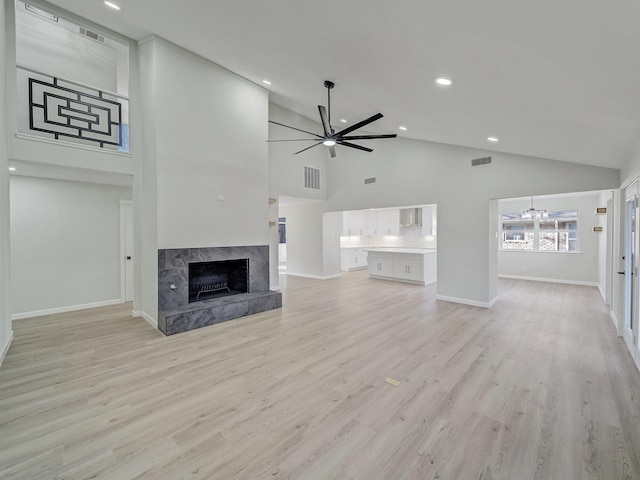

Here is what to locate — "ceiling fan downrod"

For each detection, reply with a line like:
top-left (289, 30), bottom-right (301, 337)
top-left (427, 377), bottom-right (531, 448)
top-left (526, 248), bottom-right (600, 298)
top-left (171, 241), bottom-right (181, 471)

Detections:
top-left (324, 80), bottom-right (334, 132)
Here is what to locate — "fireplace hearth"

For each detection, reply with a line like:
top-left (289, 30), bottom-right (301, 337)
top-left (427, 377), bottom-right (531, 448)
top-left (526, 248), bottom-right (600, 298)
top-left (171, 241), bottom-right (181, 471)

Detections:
top-left (158, 246), bottom-right (281, 335)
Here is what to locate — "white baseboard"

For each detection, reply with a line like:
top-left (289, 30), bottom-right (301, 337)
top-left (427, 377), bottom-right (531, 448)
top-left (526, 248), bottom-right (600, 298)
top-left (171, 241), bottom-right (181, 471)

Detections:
top-left (286, 272), bottom-right (342, 280)
top-left (498, 274), bottom-right (598, 287)
top-left (12, 299), bottom-right (124, 320)
top-left (341, 266), bottom-right (368, 272)
top-left (435, 294), bottom-right (499, 309)
top-left (140, 311), bottom-right (158, 329)
top-left (0, 331), bottom-right (14, 367)
top-left (610, 310), bottom-right (621, 336)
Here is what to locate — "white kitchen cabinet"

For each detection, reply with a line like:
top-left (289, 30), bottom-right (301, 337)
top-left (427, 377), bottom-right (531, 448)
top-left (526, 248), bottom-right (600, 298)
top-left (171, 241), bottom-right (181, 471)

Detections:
top-left (367, 252), bottom-right (394, 278)
top-left (343, 210), bottom-right (367, 236)
top-left (366, 249), bottom-right (437, 285)
top-left (365, 210), bottom-right (378, 235)
top-left (343, 209), bottom-right (401, 236)
top-left (422, 206), bottom-right (437, 236)
top-left (393, 259), bottom-right (424, 282)
top-left (376, 209), bottom-right (400, 235)
top-left (341, 248), bottom-right (368, 271)
top-left (423, 251), bottom-right (437, 284)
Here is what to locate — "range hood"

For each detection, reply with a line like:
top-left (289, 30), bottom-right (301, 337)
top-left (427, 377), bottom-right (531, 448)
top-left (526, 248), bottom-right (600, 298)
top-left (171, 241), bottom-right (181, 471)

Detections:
top-left (400, 207), bottom-right (422, 227)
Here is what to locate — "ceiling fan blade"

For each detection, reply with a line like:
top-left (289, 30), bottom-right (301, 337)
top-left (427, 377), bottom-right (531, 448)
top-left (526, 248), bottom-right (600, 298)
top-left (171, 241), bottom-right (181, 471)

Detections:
top-left (328, 145), bottom-right (337, 158)
top-left (318, 105), bottom-right (332, 137)
top-left (338, 141), bottom-right (374, 153)
top-left (269, 120), bottom-right (323, 139)
top-left (294, 142), bottom-right (323, 155)
top-left (340, 134), bottom-right (397, 140)
top-left (335, 113), bottom-right (383, 136)
top-left (267, 139), bottom-right (322, 142)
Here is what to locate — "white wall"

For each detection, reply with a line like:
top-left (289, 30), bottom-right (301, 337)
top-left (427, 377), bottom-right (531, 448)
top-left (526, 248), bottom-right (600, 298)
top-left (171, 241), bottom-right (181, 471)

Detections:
top-left (150, 37), bottom-right (269, 249)
top-left (497, 193), bottom-right (602, 285)
top-left (138, 36), bottom-right (271, 322)
top-left (267, 103), bottom-right (620, 306)
top-left (597, 191), bottom-right (612, 301)
top-left (323, 212), bottom-right (342, 277)
top-left (10, 176), bottom-right (132, 316)
top-left (137, 38), bottom-right (159, 322)
top-left (269, 103), bottom-right (327, 202)
top-left (279, 201), bottom-right (328, 278)
top-left (5, 0), bottom-right (137, 177)
top-left (268, 104), bottom-right (330, 286)
top-left (321, 135), bottom-right (619, 306)
top-left (0, 0), bottom-right (13, 365)
top-left (621, 141), bottom-right (640, 188)
top-left (15, 4), bottom-right (118, 92)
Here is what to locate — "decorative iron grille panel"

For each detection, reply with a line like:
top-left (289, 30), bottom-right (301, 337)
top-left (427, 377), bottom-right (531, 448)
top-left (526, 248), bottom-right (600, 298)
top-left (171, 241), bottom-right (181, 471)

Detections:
top-left (28, 77), bottom-right (122, 148)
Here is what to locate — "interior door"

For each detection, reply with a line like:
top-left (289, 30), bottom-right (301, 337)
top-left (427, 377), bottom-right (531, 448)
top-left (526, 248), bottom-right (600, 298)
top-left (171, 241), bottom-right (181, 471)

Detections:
top-left (623, 188), bottom-right (638, 360)
top-left (121, 201), bottom-right (134, 302)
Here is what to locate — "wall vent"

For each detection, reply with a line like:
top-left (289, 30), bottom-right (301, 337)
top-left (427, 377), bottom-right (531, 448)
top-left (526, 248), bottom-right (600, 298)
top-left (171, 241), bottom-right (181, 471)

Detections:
top-left (364, 177), bottom-right (376, 185)
top-left (304, 166), bottom-right (320, 190)
top-left (78, 26), bottom-right (105, 44)
top-left (471, 156), bottom-right (492, 167)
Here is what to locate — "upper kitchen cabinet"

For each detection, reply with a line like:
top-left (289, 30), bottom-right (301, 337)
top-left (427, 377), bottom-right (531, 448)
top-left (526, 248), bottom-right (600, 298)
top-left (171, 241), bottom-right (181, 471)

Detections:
top-left (423, 205), bottom-right (437, 236)
top-left (376, 209), bottom-right (400, 235)
top-left (343, 209), bottom-right (399, 236)
top-left (343, 210), bottom-right (366, 236)
top-left (365, 211), bottom-right (378, 236)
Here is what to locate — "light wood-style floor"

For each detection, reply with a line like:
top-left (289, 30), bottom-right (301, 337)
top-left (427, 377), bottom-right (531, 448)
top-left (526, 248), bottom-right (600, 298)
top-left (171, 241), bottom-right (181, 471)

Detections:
top-left (1, 272), bottom-right (640, 479)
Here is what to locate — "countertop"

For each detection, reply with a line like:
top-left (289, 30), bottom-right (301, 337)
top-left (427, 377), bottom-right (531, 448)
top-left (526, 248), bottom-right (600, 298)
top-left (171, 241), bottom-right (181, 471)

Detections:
top-left (361, 247), bottom-right (436, 254)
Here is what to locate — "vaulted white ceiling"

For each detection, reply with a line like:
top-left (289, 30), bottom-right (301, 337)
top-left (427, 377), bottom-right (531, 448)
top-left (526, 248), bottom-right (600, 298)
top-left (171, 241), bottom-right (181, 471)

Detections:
top-left (44, 0), bottom-right (640, 169)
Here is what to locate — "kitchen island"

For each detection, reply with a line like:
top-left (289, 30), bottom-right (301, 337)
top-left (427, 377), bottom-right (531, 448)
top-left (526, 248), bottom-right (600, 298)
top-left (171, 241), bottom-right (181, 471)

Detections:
top-left (365, 248), bottom-right (436, 285)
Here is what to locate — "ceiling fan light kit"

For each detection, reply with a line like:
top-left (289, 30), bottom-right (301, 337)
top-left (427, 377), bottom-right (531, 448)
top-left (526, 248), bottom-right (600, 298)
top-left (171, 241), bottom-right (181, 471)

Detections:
top-left (268, 80), bottom-right (397, 158)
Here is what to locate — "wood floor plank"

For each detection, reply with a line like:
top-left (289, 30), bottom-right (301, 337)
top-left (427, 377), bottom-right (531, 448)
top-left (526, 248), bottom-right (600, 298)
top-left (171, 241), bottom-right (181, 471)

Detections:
top-left (1, 273), bottom-right (639, 479)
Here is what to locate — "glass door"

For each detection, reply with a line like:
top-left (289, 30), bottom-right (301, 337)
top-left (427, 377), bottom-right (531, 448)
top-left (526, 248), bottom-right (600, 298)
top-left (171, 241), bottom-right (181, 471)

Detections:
top-left (623, 191), bottom-right (638, 360)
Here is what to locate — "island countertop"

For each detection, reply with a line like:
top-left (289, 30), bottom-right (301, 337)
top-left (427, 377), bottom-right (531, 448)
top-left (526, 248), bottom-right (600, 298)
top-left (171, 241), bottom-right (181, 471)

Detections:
top-left (363, 247), bottom-right (436, 254)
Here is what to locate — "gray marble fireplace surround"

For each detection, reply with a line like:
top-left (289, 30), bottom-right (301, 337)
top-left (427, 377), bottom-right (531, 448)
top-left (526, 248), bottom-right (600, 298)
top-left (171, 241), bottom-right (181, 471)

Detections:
top-left (157, 245), bottom-right (281, 335)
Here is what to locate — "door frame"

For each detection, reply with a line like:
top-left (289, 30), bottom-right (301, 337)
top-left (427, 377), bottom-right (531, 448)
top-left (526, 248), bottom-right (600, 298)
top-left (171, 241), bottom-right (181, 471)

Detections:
top-left (604, 193), bottom-right (614, 305)
top-left (119, 199), bottom-right (133, 302)
top-left (623, 186), bottom-right (638, 361)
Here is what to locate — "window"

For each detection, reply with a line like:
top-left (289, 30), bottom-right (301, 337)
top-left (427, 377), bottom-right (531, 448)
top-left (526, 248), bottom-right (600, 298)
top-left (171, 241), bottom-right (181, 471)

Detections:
top-left (501, 210), bottom-right (578, 252)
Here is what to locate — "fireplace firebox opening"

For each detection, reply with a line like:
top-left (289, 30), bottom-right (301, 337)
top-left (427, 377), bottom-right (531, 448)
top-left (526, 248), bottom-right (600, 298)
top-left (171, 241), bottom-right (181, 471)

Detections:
top-left (188, 258), bottom-right (249, 303)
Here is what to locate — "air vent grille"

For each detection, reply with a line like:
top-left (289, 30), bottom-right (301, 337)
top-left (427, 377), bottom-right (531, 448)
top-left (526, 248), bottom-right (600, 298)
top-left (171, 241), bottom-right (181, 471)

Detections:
top-left (304, 166), bottom-right (320, 190)
top-left (471, 156), bottom-right (492, 167)
top-left (78, 26), bottom-right (105, 43)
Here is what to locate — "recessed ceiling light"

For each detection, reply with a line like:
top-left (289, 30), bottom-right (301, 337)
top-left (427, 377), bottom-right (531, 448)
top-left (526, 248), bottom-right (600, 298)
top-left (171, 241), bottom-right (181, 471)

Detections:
top-left (9, 167), bottom-right (16, 172)
top-left (399, 126), bottom-right (408, 131)
top-left (487, 136), bottom-right (499, 143)
top-left (340, 119), bottom-right (347, 123)
top-left (435, 77), bottom-right (453, 86)
top-left (262, 79), bottom-right (272, 85)
top-left (104, 1), bottom-right (121, 10)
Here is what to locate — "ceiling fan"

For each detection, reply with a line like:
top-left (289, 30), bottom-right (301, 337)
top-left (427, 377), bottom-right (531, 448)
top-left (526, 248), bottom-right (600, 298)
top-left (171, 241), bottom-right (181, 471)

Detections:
top-left (268, 80), bottom-right (397, 158)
